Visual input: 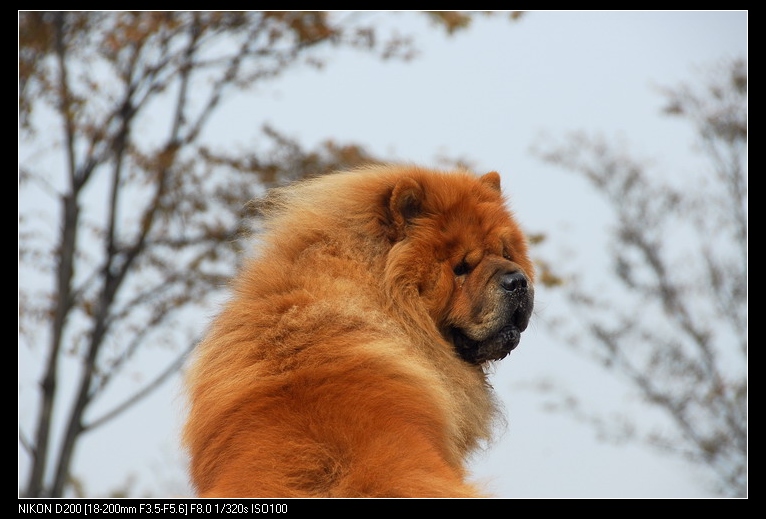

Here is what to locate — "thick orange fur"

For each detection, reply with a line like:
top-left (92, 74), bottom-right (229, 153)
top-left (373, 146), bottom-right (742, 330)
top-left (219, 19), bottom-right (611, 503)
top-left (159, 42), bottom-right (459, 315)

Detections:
top-left (182, 164), bottom-right (535, 497)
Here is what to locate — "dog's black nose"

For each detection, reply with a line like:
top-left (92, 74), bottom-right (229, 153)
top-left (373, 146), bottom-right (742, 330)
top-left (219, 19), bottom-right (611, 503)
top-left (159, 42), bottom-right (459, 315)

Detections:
top-left (500, 271), bottom-right (528, 294)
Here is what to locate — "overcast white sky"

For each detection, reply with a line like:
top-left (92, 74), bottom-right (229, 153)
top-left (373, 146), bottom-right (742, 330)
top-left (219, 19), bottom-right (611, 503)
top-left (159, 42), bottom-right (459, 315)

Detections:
top-left (19, 11), bottom-right (747, 499)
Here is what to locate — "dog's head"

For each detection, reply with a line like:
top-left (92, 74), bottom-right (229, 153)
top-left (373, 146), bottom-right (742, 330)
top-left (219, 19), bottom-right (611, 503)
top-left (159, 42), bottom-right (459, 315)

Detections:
top-left (383, 169), bottom-right (535, 364)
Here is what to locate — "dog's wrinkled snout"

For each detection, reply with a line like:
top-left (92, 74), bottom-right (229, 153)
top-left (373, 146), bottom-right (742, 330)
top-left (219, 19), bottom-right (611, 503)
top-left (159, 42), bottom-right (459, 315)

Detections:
top-left (499, 270), bottom-right (533, 332)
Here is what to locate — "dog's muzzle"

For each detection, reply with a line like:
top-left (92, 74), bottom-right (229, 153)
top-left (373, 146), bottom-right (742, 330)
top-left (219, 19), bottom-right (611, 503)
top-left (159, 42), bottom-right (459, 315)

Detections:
top-left (452, 270), bottom-right (534, 364)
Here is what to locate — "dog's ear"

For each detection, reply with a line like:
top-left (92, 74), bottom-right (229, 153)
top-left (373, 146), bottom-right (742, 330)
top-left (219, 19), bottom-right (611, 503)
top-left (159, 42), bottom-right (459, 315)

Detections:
top-left (480, 171), bottom-right (502, 192)
top-left (386, 177), bottom-right (424, 241)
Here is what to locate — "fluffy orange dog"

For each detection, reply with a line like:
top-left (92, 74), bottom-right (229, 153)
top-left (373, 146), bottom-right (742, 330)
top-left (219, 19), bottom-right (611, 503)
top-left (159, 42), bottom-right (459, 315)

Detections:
top-left (182, 164), bottom-right (535, 497)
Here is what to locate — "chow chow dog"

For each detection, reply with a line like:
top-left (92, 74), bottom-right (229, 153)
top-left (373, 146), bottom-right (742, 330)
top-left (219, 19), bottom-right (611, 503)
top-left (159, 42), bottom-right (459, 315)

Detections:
top-left (182, 164), bottom-right (535, 497)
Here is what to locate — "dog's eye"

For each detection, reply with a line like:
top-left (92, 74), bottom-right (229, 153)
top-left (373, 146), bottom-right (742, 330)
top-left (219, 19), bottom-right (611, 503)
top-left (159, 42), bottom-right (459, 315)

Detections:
top-left (453, 261), bottom-right (471, 276)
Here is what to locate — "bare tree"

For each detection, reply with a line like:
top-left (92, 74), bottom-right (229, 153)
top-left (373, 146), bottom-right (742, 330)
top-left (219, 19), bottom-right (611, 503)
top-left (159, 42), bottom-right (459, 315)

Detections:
top-left (532, 57), bottom-right (747, 497)
top-left (18, 11), bottom-right (523, 498)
